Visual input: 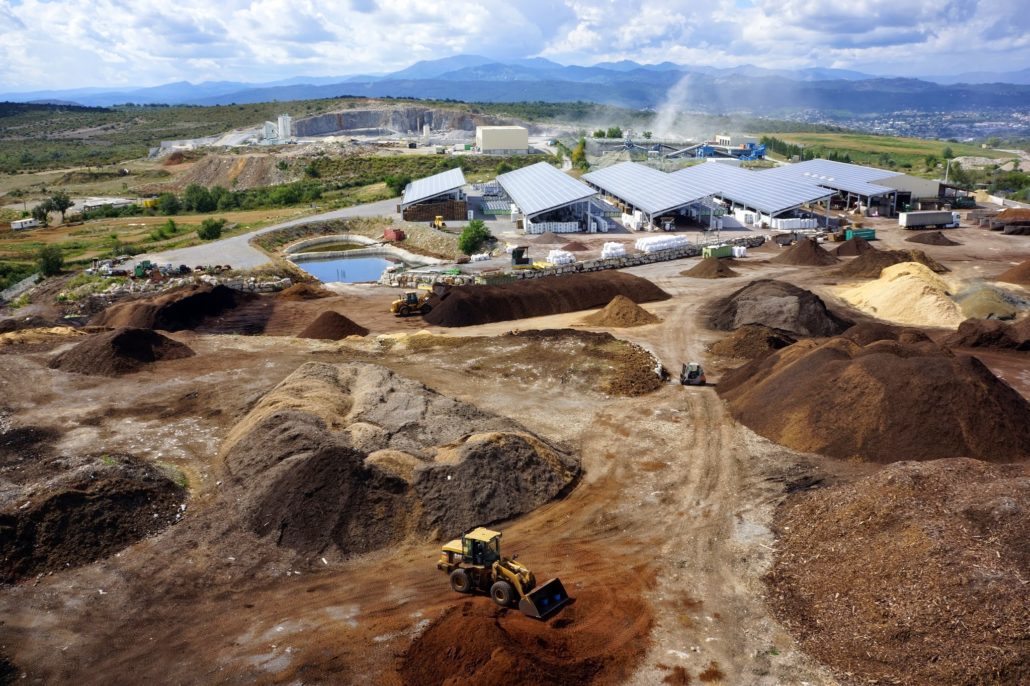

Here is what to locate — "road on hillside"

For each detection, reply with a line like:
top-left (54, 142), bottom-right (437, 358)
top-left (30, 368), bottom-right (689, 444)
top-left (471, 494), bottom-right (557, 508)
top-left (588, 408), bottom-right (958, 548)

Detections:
top-left (132, 197), bottom-right (402, 269)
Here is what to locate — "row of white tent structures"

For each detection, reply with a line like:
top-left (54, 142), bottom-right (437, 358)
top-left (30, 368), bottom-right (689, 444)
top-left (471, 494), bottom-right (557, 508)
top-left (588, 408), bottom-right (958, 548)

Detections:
top-left (400, 158), bottom-right (942, 234)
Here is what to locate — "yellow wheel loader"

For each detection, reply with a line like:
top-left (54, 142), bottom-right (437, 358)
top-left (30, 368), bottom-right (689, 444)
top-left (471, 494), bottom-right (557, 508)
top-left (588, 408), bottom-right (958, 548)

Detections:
top-left (390, 290), bottom-right (432, 317)
top-left (437, 527), bottom-right (570, 619)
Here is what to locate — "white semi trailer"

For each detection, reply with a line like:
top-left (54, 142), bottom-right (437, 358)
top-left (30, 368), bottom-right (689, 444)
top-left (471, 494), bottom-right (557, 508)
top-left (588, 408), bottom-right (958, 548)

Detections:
top-left (898, 211), bottom-right (960, 229)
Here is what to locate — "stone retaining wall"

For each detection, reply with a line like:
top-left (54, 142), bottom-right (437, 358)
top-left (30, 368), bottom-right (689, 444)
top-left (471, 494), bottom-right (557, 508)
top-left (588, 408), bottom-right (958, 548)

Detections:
top-left (380, 235), bottom-right (766, 289)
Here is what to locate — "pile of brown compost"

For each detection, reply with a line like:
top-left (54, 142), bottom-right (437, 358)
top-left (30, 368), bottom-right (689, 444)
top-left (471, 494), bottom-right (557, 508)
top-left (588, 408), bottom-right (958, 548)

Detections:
top-left (768, 458), bottom-right (1029, 686)
top-left (905, 230), bottom-right (961, 246)
top-left (944, 317), bottom-right (1030, 351)
top-left (717, 330), bottom-right (1030, 462)
top-left (580, 295), bottom-right (661, 327)
top-left (995, 259), bottom-right (1030, 286)
top-left (423, 272), bottom-right (670, 328)
top-left (837, 249), bottom-right (947, 278)
top-left (707, 279), bottom-right (852, 337)
top-left (276, 283), bottom-right (333, 300)
top-left (295, 311), bottom-right (369, 339)
top-left (48, 328), bottom-right (194, 376)
top-left (832, 236), bottom-right (877, 257)
top-left (90, 284), bottom-right (243, 331)
top-left (770, 237), bottom-right (839, 266)
top-left (0, 422), bottom-right (184, 583)
top-left (680, 257), bottom-right (740, 278)
top-left (219, 362), bottom-right (580, 556)
top-left (708, 325), bottom-right (797, 360)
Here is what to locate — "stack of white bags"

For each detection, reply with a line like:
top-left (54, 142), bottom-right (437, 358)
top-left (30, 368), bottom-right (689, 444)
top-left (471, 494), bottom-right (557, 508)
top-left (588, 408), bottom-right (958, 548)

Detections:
top-left (546, 249), bottom-right (576, 265)
top-left (601, 242), bottom-right (626, 259)
top-left (634, 235), bottom-right (689, 253)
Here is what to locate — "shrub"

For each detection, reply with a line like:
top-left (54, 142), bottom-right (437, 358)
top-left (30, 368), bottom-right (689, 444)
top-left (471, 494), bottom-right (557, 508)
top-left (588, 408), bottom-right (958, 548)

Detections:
top-left (37, 245), bottom-right (63, 276)
top-left (457, 219), bottom-right (491, 255)
top-left (197, 218), bottom-right (226, 240)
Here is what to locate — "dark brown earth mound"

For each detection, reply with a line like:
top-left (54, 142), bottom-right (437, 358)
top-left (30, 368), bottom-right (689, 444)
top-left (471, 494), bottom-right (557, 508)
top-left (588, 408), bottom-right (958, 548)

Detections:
top-left (581, 295), bottom-right (660, 327)
top-left (277, 283), bottom-right (332, 300)
top-left (837, 249), bottom-right (948, 278)
top-left (220, 363), bottom-right (579, 556)
top-left (400, 587), bottom-right (652, 686)
top-left (768, 458), bottom-right (1029, 686)
top-left (770, 237), bottom-right (839, 266)
top-left (90, 284), bottom-right (243, 331)
top-left (531, 231), bottom-right (564, 245)
top-left (839, 321), bottom-right (932, 347)
top-left (48, 328), bottom-right (194, 376)
top-left (295, 311), bottom-right (369, 339)
top-left (718, 334), bottom-right (1030, 462)
top-left (905, 230), bottom-right (961, 246)
top-left (424, 272), bottom-right (670, 328)
top-left (561, 240), bottom-right (590, 251)
top-left (996, 259), bottom-right (1030, 285)
top-left (708, 280), bottom-right (852, 337)
top-left (708, 325), bottom-right (797, 360)
top-left (0, 315), bottom-right (52, 333)
top-left (0, 437), bottom-right (184, 583)
top-left (944, 317), bottom-right (1030, 351)
top-left (680, 257), bottom-right (740, 279)
top-left (832, 236), bottom-right (877, 257)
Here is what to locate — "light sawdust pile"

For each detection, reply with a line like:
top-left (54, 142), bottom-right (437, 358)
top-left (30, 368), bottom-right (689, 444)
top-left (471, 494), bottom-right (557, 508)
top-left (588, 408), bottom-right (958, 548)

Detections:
top-left (580, 295), bottom-right (661, 327)
top-left (838, 262), bottom-right (964, 328)
top-left (768, 458), bottom-right (1029, 685)
top-left (220, 362), bottom-right (579, 556)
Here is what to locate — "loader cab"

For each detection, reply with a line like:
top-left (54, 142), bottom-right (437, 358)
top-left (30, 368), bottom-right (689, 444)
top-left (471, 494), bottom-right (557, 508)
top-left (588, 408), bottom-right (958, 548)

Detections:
top-left (403, 292), bottom-right (420, 306)
top-left (462, 527), bottom-right (501, 566)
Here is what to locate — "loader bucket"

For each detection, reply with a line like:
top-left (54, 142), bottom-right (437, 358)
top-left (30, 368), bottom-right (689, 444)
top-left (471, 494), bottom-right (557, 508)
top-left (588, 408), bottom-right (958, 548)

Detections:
top-left (518, 578), bottom-right (571, 620)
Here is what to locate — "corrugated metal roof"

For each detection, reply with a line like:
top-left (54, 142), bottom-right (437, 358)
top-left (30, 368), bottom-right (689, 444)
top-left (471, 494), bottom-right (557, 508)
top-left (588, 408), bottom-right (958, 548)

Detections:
top-left (582, 162), bottom-right (712, 216)
top-left (496, 162), bottom-right (595, 217)
top-left (760, 159), bottom-right (900, 197)
top-left (674, 162), bottom-right (833, 216)
top-left (401, 167), bottom-right (466, 207)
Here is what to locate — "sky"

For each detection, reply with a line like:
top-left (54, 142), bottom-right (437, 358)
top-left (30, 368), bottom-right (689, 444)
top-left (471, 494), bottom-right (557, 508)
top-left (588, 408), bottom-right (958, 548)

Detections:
top-left (1, 0), bottom-right (1028, 91)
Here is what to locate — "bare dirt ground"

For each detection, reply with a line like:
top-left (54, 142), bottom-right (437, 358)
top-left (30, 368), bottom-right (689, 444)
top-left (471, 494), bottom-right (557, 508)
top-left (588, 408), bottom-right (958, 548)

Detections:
top-left (0, 221), bottom-right (1027, 685)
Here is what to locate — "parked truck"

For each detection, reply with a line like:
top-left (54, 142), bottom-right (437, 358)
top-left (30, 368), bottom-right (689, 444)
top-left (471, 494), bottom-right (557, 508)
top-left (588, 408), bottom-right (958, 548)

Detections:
top-left (898, 211), bottom-right (960, 229)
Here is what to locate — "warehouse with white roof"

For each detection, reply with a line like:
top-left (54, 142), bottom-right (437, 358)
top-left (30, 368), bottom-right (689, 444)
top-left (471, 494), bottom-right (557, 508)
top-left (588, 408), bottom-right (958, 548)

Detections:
top-left (759, 159), bottom-right (903, 215)
top-left (398, 167), bottom-right (467, 221)
top-left (582, 162), bottom-right (723, 231)
top-left (495, 162), bottom-right (597, 234)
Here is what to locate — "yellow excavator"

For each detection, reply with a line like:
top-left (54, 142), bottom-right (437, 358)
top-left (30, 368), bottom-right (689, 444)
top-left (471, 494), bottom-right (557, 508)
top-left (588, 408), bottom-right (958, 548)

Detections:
top-left (430, 215), bottom-right (447, 229)
top-left (437, 527), bottom-right (570, 619)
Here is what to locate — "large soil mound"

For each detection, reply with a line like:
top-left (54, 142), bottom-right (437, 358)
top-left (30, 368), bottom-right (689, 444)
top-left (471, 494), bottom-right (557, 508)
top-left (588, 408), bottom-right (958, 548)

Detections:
top-left (90, 284), bottom-right (242, 331)
top-left (708, 280), bottom-right (852, 337)
top-left (0, 439), bottom-right (184, 583)
top-left (905, 230), bottom-right (961, 246)
top-left (708, 324), bottom-right (797, 360)
top-left (580, 295), bottom-right (660, 327)
top-left (680, 257), bottom-right (739, 278)
top-left (400, 589), bottom-right (652, 686)
top-left (832, 236), bottom-right (877, 257)
top-left (718, 333), bottom-right (1030, 462)
top-left (945, 317), bottom-right (1030, 351)
top-left (837, 249), bottom-right (947, 278)
top-left (839, 262), bottom-right (964, 327)
top-left (770, 237), bottom-right (839, 266)
top-left (48, 328), bottom-right (194, 376)
top-left (295, 311), bottom-right (369, 339)
top-left (996, 259), bottom-right (1030, 286)
top-left (768, 458), bottom-right (1029, 685)
top-left (424, 272), bottom-right (670, 328)
top-left (220, 362), bottom-right (579, 555)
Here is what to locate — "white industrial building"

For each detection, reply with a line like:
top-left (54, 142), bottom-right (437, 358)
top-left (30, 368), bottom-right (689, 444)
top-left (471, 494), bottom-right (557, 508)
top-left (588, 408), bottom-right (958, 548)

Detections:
top-left (261, 114), bottom-right (293, 145)
top-left (495, 162), bottom-right (597, 234)
top-left (476, 126), bottom-right (529, 155)
top-left (399, 167), bottom-right (467, 214)
top-left (582, 162), bottom-right (724, 231)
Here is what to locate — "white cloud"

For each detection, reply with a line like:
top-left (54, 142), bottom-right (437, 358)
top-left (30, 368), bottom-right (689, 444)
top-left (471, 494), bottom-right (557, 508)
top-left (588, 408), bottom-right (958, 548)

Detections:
top-left (0, 0), bottom-right (1027, 91)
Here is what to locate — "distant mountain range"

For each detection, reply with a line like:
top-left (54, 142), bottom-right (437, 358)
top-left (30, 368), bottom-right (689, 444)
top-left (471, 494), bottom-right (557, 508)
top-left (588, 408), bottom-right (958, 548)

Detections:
top-left (2, 55), bottom-right (1029, 113)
